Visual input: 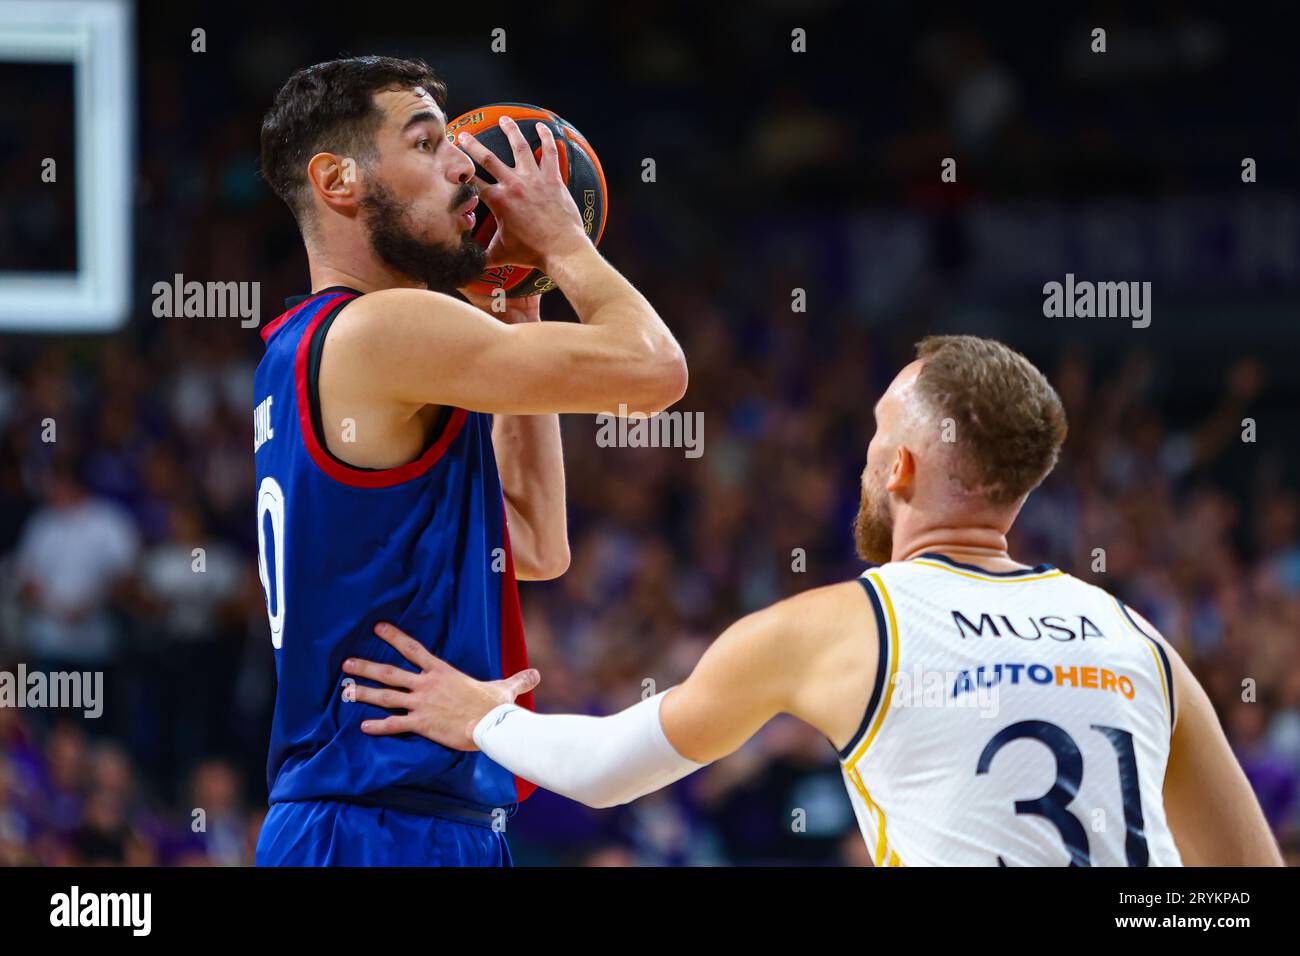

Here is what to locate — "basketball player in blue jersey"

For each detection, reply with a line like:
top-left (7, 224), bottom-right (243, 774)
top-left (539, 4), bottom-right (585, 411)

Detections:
top-left (251, 56), bottom-right (685, 866)
top-left (349, 336), bottom-right (1282, 866)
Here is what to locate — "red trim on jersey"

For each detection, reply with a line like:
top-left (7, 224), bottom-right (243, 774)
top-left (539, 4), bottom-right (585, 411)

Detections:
top-left (262, 289), bottom-right (359, 343)
top-left (291, 295), bottom-right (469, 488)
top-left (260, 294), bottom-right (324, 343)
top-left (498, 499), bottom-right (536, 802)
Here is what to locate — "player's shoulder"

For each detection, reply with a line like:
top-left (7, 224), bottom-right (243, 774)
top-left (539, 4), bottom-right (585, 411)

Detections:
top-left (1071, 578), bottom-right (1191, 729)
top-left (1116, 602), bottom-right (1165, 644)
top-left (1048, 572), bottom-right (1182, 655)
top-left (1113, 600), bottom-right (1191, 693)
top-left (1073, 575), bottom-right (1177, 651)
top-left (319, 287), bottom-right (480, 379)
top-left (723, 580), bottom-right (875, 651)
top-left (748, 580), bottom-right (879, 662)
top-left (766, 579), bottom-right (877, 625)
top-left (761, 581), bottom-right (882, 747)
top-left (330, 287), bottom-right (465, 332)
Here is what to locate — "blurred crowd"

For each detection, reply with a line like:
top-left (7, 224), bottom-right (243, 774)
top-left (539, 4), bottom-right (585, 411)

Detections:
top-left (2, 277), bottom-right (1297, 867)
top-left (1, 3), bottom-right (1298, 865)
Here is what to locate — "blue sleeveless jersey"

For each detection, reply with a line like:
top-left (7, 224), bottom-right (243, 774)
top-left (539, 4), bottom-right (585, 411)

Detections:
top-left (252, 287), bottom-right (535, 819)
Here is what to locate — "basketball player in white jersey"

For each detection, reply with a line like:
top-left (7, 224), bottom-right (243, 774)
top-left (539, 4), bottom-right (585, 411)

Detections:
top-left (342, 335), bottom-right (1282, 866)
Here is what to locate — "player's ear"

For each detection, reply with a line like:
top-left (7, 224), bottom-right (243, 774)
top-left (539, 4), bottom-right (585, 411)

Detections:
top-left (306, 152), bottom-right (359, 216)
top-left (886, 444), bottom-right (915, 494)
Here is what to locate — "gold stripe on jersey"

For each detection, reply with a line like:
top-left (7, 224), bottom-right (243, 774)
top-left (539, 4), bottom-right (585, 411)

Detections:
top-left (845, 765), bottom-right (902, 866)
top-left (845, 572), bottom-right (900, 767)
top-left (847, 766), bottom-right (884, 864)
top-left (843, 572), bottom-right (904, 866)
top-left (1112, 596), bottom-right (1173, 725)
top-left (910, 558), bottom-right (1064, 584)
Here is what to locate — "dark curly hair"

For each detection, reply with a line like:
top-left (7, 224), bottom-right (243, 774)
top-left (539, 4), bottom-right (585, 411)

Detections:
top-left (260, 56), bottom-right (448, 230)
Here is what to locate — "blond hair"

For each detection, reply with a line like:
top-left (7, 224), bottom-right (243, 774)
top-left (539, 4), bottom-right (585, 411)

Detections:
top-left (913, 335), bottom-right (1068, 505)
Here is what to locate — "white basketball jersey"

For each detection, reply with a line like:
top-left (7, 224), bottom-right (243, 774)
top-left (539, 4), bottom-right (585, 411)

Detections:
top-left (839, 553), bottom-right (1182, 867)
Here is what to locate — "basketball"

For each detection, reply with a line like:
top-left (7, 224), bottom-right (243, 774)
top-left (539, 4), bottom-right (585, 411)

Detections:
top-left (446, 102), bottom-right (608, 297)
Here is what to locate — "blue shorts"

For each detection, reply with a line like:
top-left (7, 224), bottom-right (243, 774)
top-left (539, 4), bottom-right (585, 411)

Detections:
top-left (256, 799), bottom-right (512, 867)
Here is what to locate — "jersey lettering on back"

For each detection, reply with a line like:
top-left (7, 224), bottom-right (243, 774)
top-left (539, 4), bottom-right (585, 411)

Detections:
top-left (839, 553), bottom-right (1180, 867)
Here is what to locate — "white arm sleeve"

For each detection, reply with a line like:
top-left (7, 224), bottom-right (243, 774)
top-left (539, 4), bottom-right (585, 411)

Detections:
top-left (471, 690), bottom-right (707, 809)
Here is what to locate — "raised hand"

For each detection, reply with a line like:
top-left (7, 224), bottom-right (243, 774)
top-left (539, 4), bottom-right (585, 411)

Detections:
top-left (456, 116), bottom-right (588, 271)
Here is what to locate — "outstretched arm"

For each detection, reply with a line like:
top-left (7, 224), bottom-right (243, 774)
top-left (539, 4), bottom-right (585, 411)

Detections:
top-left (466, 602), bottom-right (808, 807)
top-left (342, 583), bottom-right (876, 808)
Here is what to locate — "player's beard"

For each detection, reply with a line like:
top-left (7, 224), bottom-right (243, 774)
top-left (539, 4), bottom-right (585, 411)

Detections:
top-left (360, 179), bottom-right (485, 292)
top-left (854, 468), bottom-right (894, 565)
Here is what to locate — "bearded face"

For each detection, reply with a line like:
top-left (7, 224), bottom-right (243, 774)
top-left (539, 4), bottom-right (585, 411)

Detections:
top-left (359, 177), bottom-right (485, 291)
top-left (854, 457), bottom-right (894, 565)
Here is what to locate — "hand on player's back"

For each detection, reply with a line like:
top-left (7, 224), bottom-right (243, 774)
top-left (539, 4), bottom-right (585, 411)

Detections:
top-left (342, 623), bottom-right (541, 750)
top-left (457, 116), bottom-right (588, 271)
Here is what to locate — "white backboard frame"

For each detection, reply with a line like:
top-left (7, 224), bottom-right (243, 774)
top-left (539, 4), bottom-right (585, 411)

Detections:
top-left (0, 0), bottom-right (133, 332)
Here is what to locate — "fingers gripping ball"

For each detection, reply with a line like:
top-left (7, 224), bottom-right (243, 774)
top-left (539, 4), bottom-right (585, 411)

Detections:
top-left (447, 103), bottom-right (608, 297)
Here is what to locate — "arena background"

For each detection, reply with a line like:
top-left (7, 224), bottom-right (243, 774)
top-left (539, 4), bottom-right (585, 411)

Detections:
top-left (0, 0), bottom-right (1298, 866)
